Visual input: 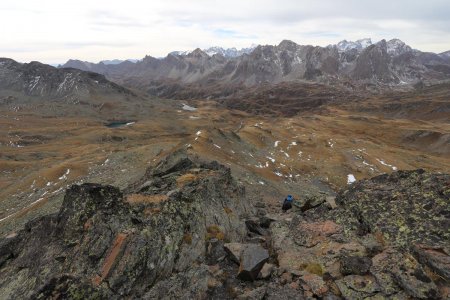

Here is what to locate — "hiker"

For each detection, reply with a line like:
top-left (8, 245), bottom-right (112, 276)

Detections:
top-left (282, 195), bottom-right (293, 212)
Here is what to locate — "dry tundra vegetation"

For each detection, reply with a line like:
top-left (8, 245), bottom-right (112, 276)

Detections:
top-left (0, 81), bottom-right (449, 236)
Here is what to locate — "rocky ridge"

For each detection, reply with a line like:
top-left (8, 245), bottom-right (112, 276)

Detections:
top-left (0, 58), bottom-right (132, 102)
top-left (0, 149), bottom-right (449, 299)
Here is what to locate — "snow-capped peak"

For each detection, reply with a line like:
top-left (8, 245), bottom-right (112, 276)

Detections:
top-left (169, 45), bottom-right (257, 58)
top-left (386, 39), bottom-right (412, 56)
top-left (203, 45), bottom-right (256, 57)
top-left (336, 38), bottom-right (372, 52)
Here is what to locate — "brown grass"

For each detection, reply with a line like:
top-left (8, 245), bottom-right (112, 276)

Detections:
top-left (224, 206), bottom-right (233, 214)
top-left (206, 225), bottom-right (225, 241)
top-left (126, 194), bottom-right (168, 205)
top-left (302, 262), bottom-right (324, 276)
top-left (183, 233), bottom-right (193, 245)
top-left (374, 231), bottom-right (387, 247)
top-left (143, 207), bottom-right (161, 216)
top-left (176, 173), bottom-right (198, 187)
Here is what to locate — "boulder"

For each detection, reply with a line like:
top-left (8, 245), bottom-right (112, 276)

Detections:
top-left (206, 238), bottom-right (226, 265)
top-left (293, 220), bottom-right (343, 247)
top-left (297, 193), bottom-right (327, 212)
top-left (264, 282), bottom-right (306, 299)
top-left (300, 273), bottom-right (329, 297)
top-left (238, 244), bottom-right (269, 281)
top-left (326, 196), bottom-right (337, 209)
top-left (224, 242), bottom-right (245, 264)
top-left (340, 255), bottom-right (372, 275)
top-left (411, 244), bottom-right (450, 281)
top-left (259, 216), bottom-right (275, 228)
top-left (335, 275), bottom-right (381, 299)
top-left (237, 286), bottom-right (267, 300)
top-left (392, 262), bottom-right (439, 299)
top-left (359, 234), bottom-right (384, 257)
top-left (245, 219), bottom-right (266, 236)
top-left (258, 263), bottom-right (275, 279)
top-left (371, 247), bottom-right (439, 299)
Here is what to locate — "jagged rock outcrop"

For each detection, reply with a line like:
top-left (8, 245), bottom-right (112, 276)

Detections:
top-left (0, 150), bottom-right (254, 299)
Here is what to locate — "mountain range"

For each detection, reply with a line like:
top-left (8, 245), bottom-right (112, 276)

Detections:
top-left (60, 38), bottom-right (450, 99)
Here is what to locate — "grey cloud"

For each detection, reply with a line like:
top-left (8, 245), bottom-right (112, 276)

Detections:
top-left (158, 0), bottom-right (450, 26)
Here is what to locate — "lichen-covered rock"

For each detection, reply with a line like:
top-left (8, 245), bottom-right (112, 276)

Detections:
top-left (334, 169), bottom-right (450, 248)
top-left (0, 151), bottom-right (253, 298)
top-left (297, 193), bottom-right (327, 212)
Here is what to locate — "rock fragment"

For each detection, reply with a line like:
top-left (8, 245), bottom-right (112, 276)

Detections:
top-left (238, 244), bottom-right (269, 281)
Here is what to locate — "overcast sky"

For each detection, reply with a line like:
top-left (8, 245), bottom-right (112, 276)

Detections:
top-left (1, 0), bottom-right (450, 64)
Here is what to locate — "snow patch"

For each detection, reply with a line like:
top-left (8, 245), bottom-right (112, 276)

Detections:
top-left (182, 104), bottom-right (197, 111)
top-left (347, 174), bottom-right (356, 184)
top-left (266, 156), bottom-right (276, 163)
top-left (376, 159), bottom-right (397, 171)
top-left (58, 169), bottom-right (70, 180)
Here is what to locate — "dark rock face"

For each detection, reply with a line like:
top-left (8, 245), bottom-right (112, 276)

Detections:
top-left (0, 151), bottom-right (252, 298)
top-left (237, 244), bottom-right (269, 281)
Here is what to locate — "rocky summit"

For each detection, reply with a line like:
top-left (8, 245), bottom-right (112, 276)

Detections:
top-left (0, 147), bottom-right (448, 299)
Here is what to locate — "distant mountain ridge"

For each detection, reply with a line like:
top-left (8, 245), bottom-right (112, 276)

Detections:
top-left (0, 57), bottom-right (137, 110)
top-left (54, 38), bottom-right (450, 95)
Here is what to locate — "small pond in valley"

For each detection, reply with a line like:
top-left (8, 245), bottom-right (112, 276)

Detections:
top-left (105, 121), bottom-right (136, 128)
